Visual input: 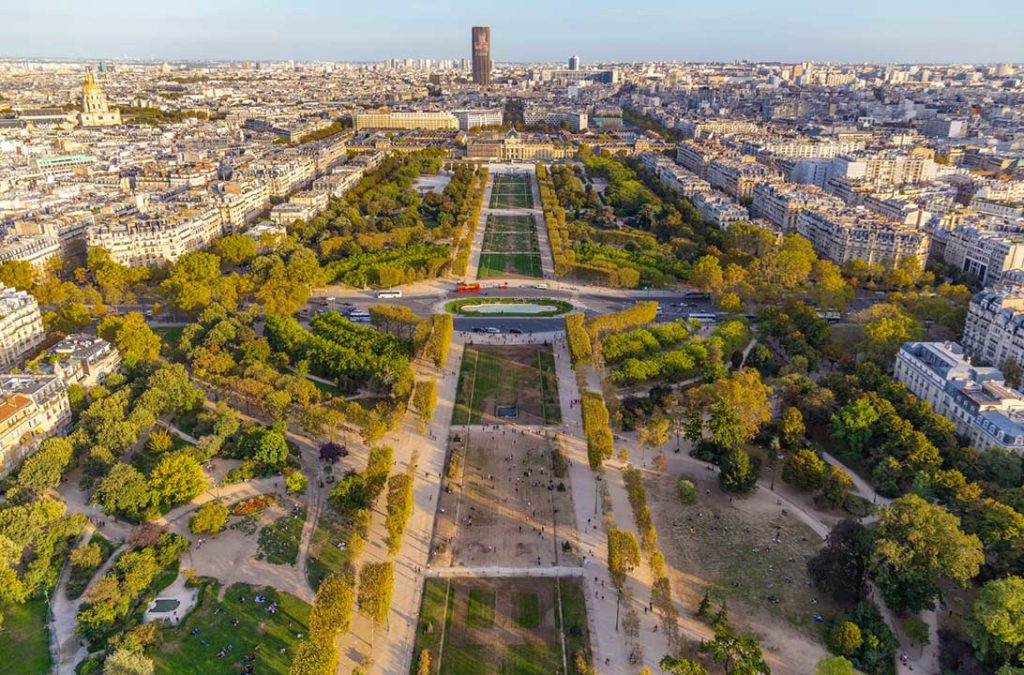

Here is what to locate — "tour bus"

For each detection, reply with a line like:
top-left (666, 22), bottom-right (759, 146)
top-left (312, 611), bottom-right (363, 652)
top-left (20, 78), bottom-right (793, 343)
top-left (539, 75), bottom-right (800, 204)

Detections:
top-left (686, 312), bottom-right (718, 325)
top-left (682, 290), bottom-right (711, 301)
top-left (376, 290), bottom-right (402, 299)
top-left (347, 310), bottom-right (371, 323)
top-left (456, 282), bottom-right (481, 293)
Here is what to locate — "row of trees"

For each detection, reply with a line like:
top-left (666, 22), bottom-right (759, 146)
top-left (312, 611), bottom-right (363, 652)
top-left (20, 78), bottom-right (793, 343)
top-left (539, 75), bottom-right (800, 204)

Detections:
top-left (564, 313), bottom-right (593, 366)
top-left (450, 166), bottom-right (488, 276)
top-left (581, 392), bottom-right (614, 469)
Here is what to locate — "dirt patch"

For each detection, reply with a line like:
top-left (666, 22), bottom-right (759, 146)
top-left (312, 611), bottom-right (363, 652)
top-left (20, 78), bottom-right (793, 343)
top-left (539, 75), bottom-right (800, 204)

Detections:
top-left (646, 470), bottom-right (832, 674)
top-left (431, 429), bottom-right (577, 568)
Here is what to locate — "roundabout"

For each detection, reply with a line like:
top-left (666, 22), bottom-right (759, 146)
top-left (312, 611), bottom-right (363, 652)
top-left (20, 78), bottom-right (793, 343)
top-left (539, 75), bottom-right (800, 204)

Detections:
top-left (445, 296), bottom-right (574, 317)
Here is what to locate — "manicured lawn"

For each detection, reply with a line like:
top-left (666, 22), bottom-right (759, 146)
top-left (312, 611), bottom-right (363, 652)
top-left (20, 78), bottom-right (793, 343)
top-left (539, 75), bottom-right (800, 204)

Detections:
top-left (558, 579), bottom-right (592, 668)
top-left (411, 578), bottom-right (453, 674)
top-left (477, 253), bottom-right (543, 279)
top-left (445, 297), bottom-right (572, 317)
top-left (0, 598), bottom-right (52, 675)
top-left (257, 508), bottom-right (306, 565)
top-left (453, 346), bottom-right (561, 426)
top-left (466, 589), bottom-right (496, 628)
top-left (152, 583), bottom-right (310, 675)
top-left (442, 644), bottom-right (493, 675)
top-left (512, 591), bottom-right (540, 629)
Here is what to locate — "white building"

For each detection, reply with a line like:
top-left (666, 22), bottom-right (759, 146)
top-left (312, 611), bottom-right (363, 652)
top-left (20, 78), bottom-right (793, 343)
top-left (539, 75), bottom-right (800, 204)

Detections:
top-left (895, 341), bottom-right (1024, 454)
top-left (0, 374), bottom-right (71, 476)
top-left (0, 235), bottom-right (61, 270)
top-left (942, 227), bottom-right (1024, 286)
top-left (962, 273), bottom-right (1024, 370)
top-left (795, 208), bottom-right (930, 270)
top-left (0, 284), bottom-right (46, 371)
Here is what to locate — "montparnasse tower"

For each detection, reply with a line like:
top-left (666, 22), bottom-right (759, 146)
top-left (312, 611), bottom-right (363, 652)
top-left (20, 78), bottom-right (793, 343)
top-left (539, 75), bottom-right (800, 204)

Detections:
top-left (78, 69), bottom-right (121, 127)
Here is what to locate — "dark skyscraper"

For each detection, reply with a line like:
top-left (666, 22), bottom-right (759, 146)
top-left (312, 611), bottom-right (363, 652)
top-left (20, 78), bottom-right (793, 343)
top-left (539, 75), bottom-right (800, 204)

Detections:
top-left (471, 26), bottom-right (491, 86)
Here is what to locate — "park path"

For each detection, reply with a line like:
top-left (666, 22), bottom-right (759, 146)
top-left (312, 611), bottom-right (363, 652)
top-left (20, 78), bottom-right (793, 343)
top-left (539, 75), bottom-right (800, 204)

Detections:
top-left (551, 336), bottom-right (635, 674)
top-left (335, 339), bottom-right (465, 674)
top-left (529, 164), bottom-right (557, 280)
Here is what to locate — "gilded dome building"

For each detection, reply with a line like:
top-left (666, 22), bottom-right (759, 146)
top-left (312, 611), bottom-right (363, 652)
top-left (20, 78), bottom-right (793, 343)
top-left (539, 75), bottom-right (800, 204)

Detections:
top-left (78, 70), bottom-right (121, 127)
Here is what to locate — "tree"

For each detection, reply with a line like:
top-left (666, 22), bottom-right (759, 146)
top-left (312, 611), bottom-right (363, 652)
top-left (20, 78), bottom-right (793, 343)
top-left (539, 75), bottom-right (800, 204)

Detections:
top-left (821, 466), bottom-right (854, 510)
top-left (330, 473), bottom-right (371, 515)
top-left (215, 233), bottom-right (258, 266)
top-left (703, 620), bottom-right (770, 674)
top-left (782, 449), bottom-right (827, 491)
top-left (148, 451), bottom-right (206, 508)
top-left (252, 429), bottom-right (289, 467)
top-left (103, 648), bottom-right (154, 675)
top-left (147, 429), bottom-right (174, 454)
top-left (357, 561), bottom-right (394, 626)
top-left (52, 302), bottom-right (92, 334)
top-left (807, 520), bottom-right (870, 605)
top-left (830, 398), bottom-right (880, 458)
top-left (659, 655), bottom-right (708, 675)
top-left (286, 472), bottom-right (308, 494)
top-left (98, 313), bottom-right (161, 367)
top-left (967, 575), bottom-right (1024, 668)
top-left (829, 621), bottom-right (863, 656)
top-left (815, 656), bottom-right (853, 675)
top-left (855, 303), bottom-right (924, 364)
top-left (0, 260), bottom-right (35, 290)
top-left (70, 543), bottom-right (104, 570)
top-left (189, 501), bottom-right (228, 534)
top-left (416, 650), bottom-right (432, 675)
top-left (690, 255), bottom-right (724, 295)
top-left (870, 494), bottom-right (984, 612)
top-left (779, 406), bottom-right (806, 449)
top-left (720, 448), bottom-right (758, 493)
top-left (639, 415), bottom-right (671, 457)
top-left (94, 463), bottom-right (151, 519)
top-left (16, 437), bottom-right (74, 493)
top-left (289, 639), bottom-right (337, 675)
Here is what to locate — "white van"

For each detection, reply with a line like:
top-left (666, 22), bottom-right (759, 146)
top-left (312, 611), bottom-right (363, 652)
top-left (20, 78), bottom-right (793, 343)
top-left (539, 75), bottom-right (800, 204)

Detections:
top-left (376, 290), bottom-right (402, 299)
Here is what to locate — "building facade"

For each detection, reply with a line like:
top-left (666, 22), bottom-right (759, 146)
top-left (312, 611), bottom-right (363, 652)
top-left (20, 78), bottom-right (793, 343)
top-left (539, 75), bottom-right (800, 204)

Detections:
top-left (471, 26), bottom-right (491, 86)
top-left (895, 341), bottom-right (1024, 453)
top-left (0, 284), bottom-right (45, 371)
top-left (795, 208), bottom-right (930, 269)
top-left (0, 374), bottom-right (71, 476)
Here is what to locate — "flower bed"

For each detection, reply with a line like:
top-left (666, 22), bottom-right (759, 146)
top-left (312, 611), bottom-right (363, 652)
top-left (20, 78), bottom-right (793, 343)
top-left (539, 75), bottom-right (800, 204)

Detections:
top-left (231, 495), bottom-right (276, 517)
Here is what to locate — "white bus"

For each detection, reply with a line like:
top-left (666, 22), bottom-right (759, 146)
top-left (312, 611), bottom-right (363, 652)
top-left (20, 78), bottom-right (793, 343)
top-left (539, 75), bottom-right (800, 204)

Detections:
top-left (348, 310), bottom-right (371, 323)
top-left (376, 290), bottom-right (402, 299)
top-left (687, 312), bottom-right (718, 325)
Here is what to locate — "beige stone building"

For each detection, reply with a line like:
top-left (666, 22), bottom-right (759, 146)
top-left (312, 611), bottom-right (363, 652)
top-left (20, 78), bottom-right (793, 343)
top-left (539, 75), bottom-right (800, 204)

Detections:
top-left (0, 284), bottom-right (45, 371)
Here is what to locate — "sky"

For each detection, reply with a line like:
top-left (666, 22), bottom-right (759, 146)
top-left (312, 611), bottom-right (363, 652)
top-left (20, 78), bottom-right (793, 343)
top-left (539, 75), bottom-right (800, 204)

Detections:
top-left (1, 0), bottom-right (1021, 64)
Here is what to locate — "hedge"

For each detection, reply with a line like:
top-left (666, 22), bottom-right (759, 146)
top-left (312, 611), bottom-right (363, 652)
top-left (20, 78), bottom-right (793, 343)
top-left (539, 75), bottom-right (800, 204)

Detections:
top-left (581, 391), bottom-right (614, 469)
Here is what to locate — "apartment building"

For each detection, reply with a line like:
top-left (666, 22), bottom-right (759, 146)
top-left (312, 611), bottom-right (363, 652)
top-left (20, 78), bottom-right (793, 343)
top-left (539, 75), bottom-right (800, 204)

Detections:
top-left (962, 275), bottom-right (1024, 369)
top-left (86, 207), bottom-right (224, 267)
top-left (894, 341), bottom-right (1024, 453)
top-left (795, 208), bottom-right (930, 269)
top-left (523, 109), bottom-right (588, 132)
top-left (706, 157), bottom-right (773, 200)
top-left (830, 151), bottom-right (938, 188)
top-left (313, 168), bottom-right (364, 198)
top-left (691, 191), bottom-right (750, 228)
top-left (0, 374), bottom-right (71, 476)
top-left (354, 111), bottom-right (459, 131)
top-left (452, 109), bottom-right (504, 130)
top-left (215, 180), bottom-right (271, 231)
top-left (750, 182), bottom-right (842, 232)
top-left (676, 141), bottom-right (719, 178)
top-left (0, 235), bottom-right (61, 270)
top-left (0, 285), bottom-right (46, 371)
top-left (236, 155), bottom-right (317, 198)
top-left (943, 226), bottom-right (1024, 286)
top-left (269, 202), bottom-right (318, 226)
top-left (41, 334), bottom-right (121, 388)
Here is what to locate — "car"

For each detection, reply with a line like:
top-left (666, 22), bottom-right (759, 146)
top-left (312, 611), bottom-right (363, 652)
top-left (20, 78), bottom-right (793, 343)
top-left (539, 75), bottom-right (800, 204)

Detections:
top-left (144, 310), bottom-right (153, 318)
top-left (472, 327), bottom-right (486, 333)
top-left (534, 283), bottom-right (549, 289)
top-left (483, 327), bottom-right (501, 334)
top-left (508, 328), bottom-right (523, 334)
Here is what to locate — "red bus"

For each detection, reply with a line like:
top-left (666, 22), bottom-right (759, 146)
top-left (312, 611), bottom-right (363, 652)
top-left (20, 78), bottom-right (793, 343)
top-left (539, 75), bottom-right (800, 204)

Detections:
top-left (456, 282), bottom-right (481, 293)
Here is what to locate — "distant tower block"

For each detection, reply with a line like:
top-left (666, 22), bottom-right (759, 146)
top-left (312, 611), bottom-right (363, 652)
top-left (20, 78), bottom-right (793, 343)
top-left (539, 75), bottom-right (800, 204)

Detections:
top-left (471, 26), bottom-right (491, 86)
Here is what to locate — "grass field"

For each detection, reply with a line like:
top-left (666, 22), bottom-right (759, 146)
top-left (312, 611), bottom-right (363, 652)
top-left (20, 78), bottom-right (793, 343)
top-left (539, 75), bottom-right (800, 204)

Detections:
top-left (152, 582), bottom-right (310, 675)
top-left (0, 598), bottom-right (52, 675)
top-left (305, 506), bottom-right (354, 590)
top-left (453, 345), bottom-right (560, 425)
top-left (477, 253), bottom-right (543, 279)
top-left (489, 174), bottom-right (534, 209)
top-left (412, 577), bottom-right (590, 675)
top-left (482, 215), bottom-right (539, 253)
top-left (257, 508), bottom-right (306, 565)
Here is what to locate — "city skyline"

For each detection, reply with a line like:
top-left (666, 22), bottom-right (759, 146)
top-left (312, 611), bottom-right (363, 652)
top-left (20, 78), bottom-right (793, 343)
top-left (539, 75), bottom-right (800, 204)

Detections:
top-left (1, 0), bottom-right (1022, 64)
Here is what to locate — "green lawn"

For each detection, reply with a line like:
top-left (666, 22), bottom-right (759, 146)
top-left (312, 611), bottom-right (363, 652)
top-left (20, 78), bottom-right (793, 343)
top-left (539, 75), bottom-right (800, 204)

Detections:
top-left (466, 588), bottom-right (496, 628)
top-left (512, 591), bottom-right (540, 629)
top-left (558, 579), bottom-right (592, 669)
top-left (477, 253), bottom-right (543, 279)
top-left (257, 508), bottom-right (306, 565)
top-left (305, 508), bottom-right (352, 590)
top-left (0, 598), bottom-right (52, 675)
top-left (411, 578), bottom-right (453, 673)
top-left (453, 346), bottom-right (561, 426)
top-left (152, 583), bottom-right (310, 675)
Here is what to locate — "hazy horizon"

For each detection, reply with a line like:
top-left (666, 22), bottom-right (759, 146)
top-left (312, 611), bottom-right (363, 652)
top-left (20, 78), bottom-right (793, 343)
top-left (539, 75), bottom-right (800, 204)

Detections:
top-left (2, 0), bottom-right (1021, 64)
